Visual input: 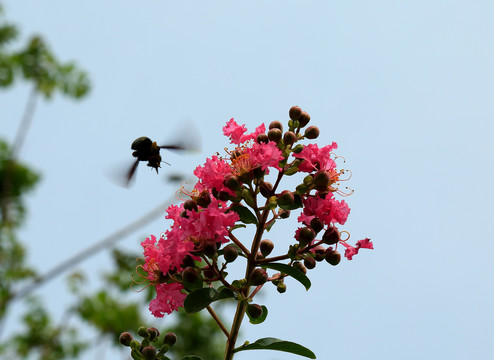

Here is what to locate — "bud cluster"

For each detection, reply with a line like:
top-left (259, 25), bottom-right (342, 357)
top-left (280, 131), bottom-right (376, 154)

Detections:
top-left (120, 328), bottom-right (177, 360)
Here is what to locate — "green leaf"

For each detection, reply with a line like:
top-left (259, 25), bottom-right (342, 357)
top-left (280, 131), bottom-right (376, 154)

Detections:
top-left (263, 263), bottom-right (311, 290)
top-left (234, 337), bottom-right (316, 359)
top-left (184, 287), bottom-right (236, 313)
top-left (265, 220), bottom-right (276, 232)
top-left (230, 204), bottom-right (258, 224)
top-left (247, 305), bottom-right (268, 325)
top-left (180, 356), bottom-right (203, 360)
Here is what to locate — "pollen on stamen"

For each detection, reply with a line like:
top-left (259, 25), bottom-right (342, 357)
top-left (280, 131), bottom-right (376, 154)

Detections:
top-left (177, 182), bottom-right (200, 200)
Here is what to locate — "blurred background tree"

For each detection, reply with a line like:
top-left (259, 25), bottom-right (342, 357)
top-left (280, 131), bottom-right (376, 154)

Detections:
top-left (0, 3), bottom-right (225, 359)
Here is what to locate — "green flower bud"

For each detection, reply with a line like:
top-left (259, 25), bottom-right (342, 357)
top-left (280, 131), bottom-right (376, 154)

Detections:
top-left (291, 144), bottom-right (304, 153)
top-left (250, 268), bottom-right (268, 286)
top-left (289, 106), bottom-right (302, 121)
top-left (164, 332), bottom-right (177, 346)
top-left (223, 244), bottom-right (239, 263)
top-left (304, 125), bottom-right (319, 139)
top-left (277, 282), bottom-right (287, 293)
top-left (119, 332), bottom-right (133, 346)
top-left (224, 175), bottom-right (241, 191)
top-left (268, 128), bottom-right (282, 142)
top-left (247, 304), bottom-right (264, 319)
top-left (138, 326), bottom-right (149, 338)
top-left (325, 250), bottom-right (341, 266)
top-left (268, 196), bottom-right (278, 209)
top-left (314, 171), bottom-right (330, 191)
top-left (260, 239), bottom-right (274, 257)
top-left (295, 183), bottom-right (308, 195)
top-left (130, 339), bottom-right (140, 351)
top-left (277, 190), bottom-right (294, 207)
top-left (299, 111), bottom-right (311, 127)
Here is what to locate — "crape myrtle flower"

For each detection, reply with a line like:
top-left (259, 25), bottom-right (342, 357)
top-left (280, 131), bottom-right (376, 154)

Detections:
top-left (149, 283), bottom-right (187, 317)
top-left (340, 238), bottom-right (374, 260)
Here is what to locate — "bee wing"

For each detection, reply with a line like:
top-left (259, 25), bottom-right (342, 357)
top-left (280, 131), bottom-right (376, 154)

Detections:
top-left (126, 159), bottom-right (140, 186)
top-left (157, 119), bottom-right (202, 153)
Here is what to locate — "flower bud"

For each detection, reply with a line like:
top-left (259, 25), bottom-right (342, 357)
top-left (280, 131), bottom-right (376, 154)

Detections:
top-left (183, 267), bottom-right (200, 283)
top-left (322, 227), bottom-right (340, 245)
top-left (299, 111), bottom-right (311, 127)
top-left (303, 174), bottom-right (314, 185)
top-left (313, 245), bottom-right (326, 262)
top-left (291, 144), bottom-right (304, 153)
top-left (277, 282), bottom-right (287, 293)
top-left (295, 183), bottom-right (308, 195)
top-left (304, 125), bottom-right (319, 139)
top-left (250, 268), bottom-right (268, 286)
top-left (224, 175), bottom-right (241, 191)
top-left (293, 261), bottom-right (307, 274)
top-left (147, 327), bottom-right (160, 341)
top-left (269, 120), bottom-right (283, 131)
top-left (164, 332), bottom-right (177, 346)
top-left (218, 190), bottom-right (231, 201)
top-left (279, 209), bottom-right (291, 219)
top-left (325, 250), bottom-right (341, 266)
top-left (203, 266), bottom-right (215, 280)
top-left (259, 181), bottom-right (273, 198)
top-left (203, 242), bottom-right (217, 258)
top-left (247, 304), bottom-right (263, 319)
top-left (310, 218), bottom-right (324, 234)
top-left (260, 239), bottom-right (274, 257)
top-left (289, 106), bottom-right (302, 121)
top-left (196, 191), bottom-right (212, 208)
top-left (181, 255), bottom-right (196, 268)
top-left (138, 326), bottom-right (149, 338)
top-left (313, 171), bottom-right (330, 191)
top-left (304, 256), bottom-right (317, 269)
top-left (119, 332), bottom-right (133, 346)
top-left (223, 244), bottom-right (239, 263)
top-left (142, 346), bottom-right (157, 360)
top-left (283, 131), bottom-right (296, 146)
top-left (268, 128), bottom-right (282, 142)
top-left (297, 227), bottom-right (315, 246)
top-left (256, 133), bottom-right (269, 144)
top-left (277, 190), bottom-right (294, 208)
top-left (130, 339), bottom-right (140, 351)
top-left (183, 199), bottom-right (198, 212)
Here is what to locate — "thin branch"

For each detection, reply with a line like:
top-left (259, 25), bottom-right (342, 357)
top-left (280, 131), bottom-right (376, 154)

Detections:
top-left (206, 306), bottom-right (229, 338)
top-left (12, 86), bottom-right (38, 159)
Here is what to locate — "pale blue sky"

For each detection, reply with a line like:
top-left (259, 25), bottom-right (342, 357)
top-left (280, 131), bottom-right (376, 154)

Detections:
top-left (1, 1), bottom-right (493, 359)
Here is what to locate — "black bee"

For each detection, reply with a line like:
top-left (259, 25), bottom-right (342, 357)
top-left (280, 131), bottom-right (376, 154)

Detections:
top-left (126, 137), bottom-right (186, 186)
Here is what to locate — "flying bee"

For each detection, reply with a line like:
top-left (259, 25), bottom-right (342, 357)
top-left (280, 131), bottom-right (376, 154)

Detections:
top-left (125, 137), bottom-right (188, 186)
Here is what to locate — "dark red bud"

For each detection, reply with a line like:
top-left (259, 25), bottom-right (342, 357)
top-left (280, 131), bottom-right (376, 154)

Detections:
top-left (183, 199), bottom-right (198, 212)
top-left (293, 261), bottom-right (307, 274)
top-left (269, 120), bottom-right (283, 131)
top-left (224, 175), bottom-right (241, 191)
top-left (250, 268), bottom-right (268, 286)
top-left (259, 181), bottom-right (273, 198)
top-left (142, 346), bottom-right (157, 360)
top-left (304, 125), bottom-right (319, 139)
top-left (289, 106), bottom-right (303, 121)
top-left (322, 227), bottom-right (340, 245)
top-left (268, 128), bottom-right (282, 142)
top-left (279, 209), bottom-right (291, 219)
top-left (256, 133), bottom-right (269, 144)
top-left (299, 111), bottom-right (311, 127)
top-left (203, 242), bottom-right (217, 258)
top-left (325, 250), bottom-right (341, 266)
top-left (313, 245), bottom-right (326, 262)
top-left (304, 256), bottom-right (317, 269)
top-left (164, 332), bottom-right (177, 346)
top-left (119, 332), bottom-right (133, 346)
top-left (196, 191), bottom-right (211, 208)
top-left (223, 244), bottom-right (239, 263)
top-left (298, 227), bottom-right (315, 246)
top-left (313, 171), bottom-right (330, 191)
top-left (147, 327), bottom-right (160, 341)
top-left (277, 190), bottom-right (294, 207)
top-left (247, 304), bottom-right (263, 319)
top-left (260, 239), bottom-right (274, 257)
top-left (183, 267), bottom-right (200, 283)
top-left (310, 218), bottom-right (324, 234)
top-left (283, 131), bottom-right (297, 146)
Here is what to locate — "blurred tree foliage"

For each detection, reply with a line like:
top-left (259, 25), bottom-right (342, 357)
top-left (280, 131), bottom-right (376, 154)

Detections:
top-left (0, 3), bottom-right (225, 359)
